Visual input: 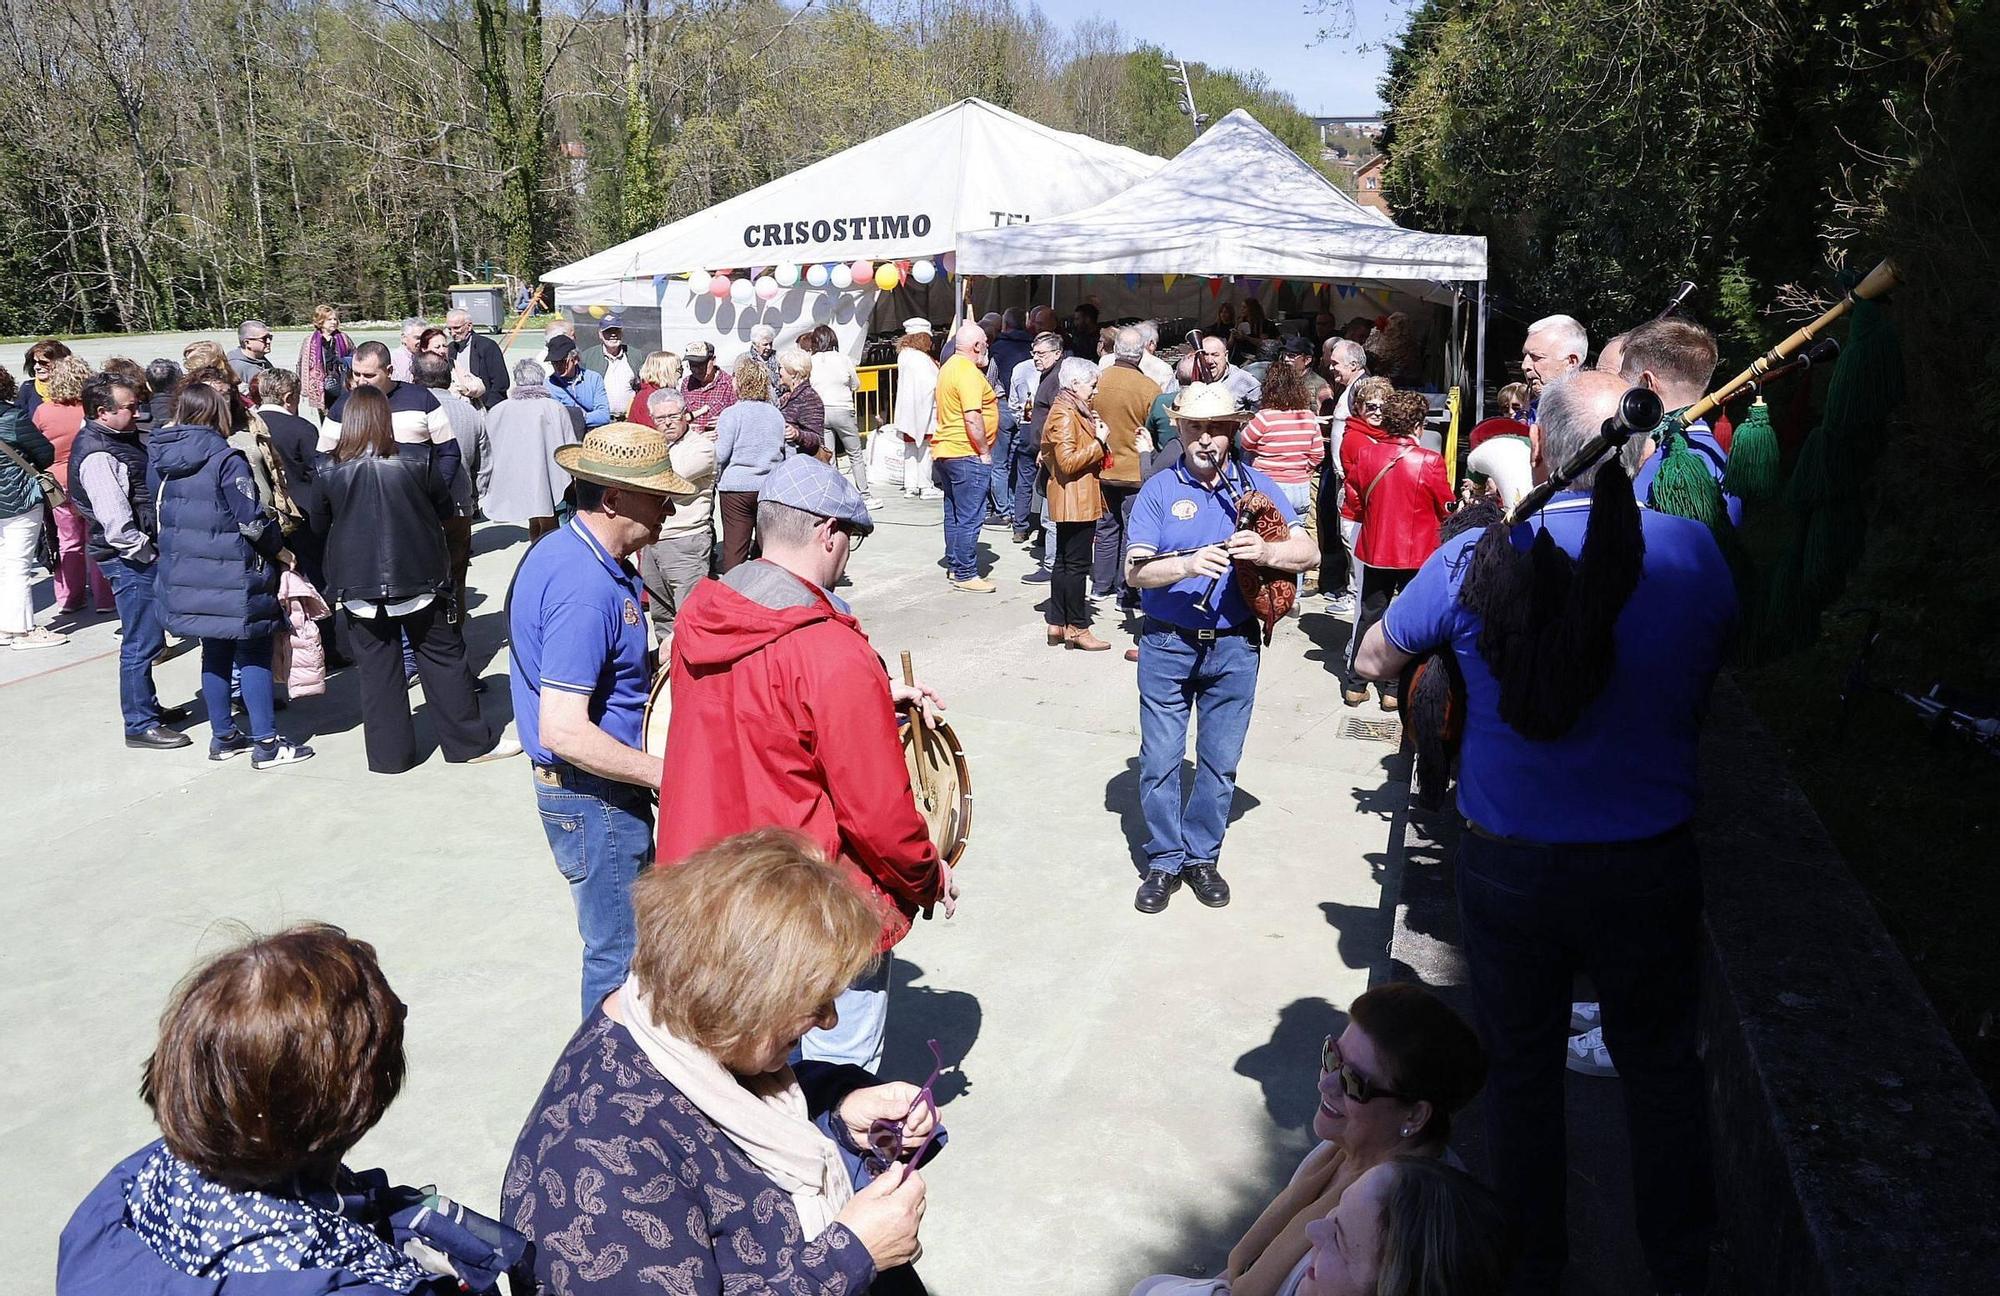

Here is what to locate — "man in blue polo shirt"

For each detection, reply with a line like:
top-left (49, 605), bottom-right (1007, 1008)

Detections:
top-left (1354, 370), bottom-right (1737, 1296)
top-left (545, 334), bottom-right (612, 430)
top-left (1123, 382), bottom-right (1317, 915)
top-left (507, 422), bottom-right (694, 1018)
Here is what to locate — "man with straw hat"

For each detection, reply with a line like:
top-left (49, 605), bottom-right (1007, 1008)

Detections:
top-left (1122, 383), bottom-right (1317, 915)
top-left (506, 421), bottom-right (696, 1018)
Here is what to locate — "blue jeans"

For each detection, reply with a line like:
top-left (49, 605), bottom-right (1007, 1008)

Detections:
top-left (797, 952), bottom-right (894, 1071)
top-left (102, 557), bottom-right (167, 734)
top-left (1135, 620), bottom-right (1261, 874)
top-left (201, 636), bottom-right (275, 743)
top-left (932, 457), bottom-right (989, 581)
top-left (535, 768), bottom-right (655, 1018)
top-left (1457, 827), bottom-right (1713, 1294)
top-left (1011, 438), bottom-right (1039, 528)
top-left (986, 423), bottom-right (1015, 515)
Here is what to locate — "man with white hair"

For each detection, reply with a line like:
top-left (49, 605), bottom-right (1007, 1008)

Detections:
top-left (392, 317), bottom-right (427, 382)
top-left (582, 322), bottom-right (636, 419)
top-left (1320, 337), bottom-right (1370, 613)
top-left (1093, 325), bottom-right (1162, 609)
top-left (1355, 368), bottom-right (1734, 1296)
top-left (932, 320), bottom-right (998, 591)
top-left (747, 323), bottom-right (780, 393)
top-left (1098, 319), bottom-right (1176, 391)
top-left (1521, 313), bottom-right (1590, 405)
top-left (445, 307), bottom-right (509, 410)
top-left (635, 388), bottom-right (718, 645)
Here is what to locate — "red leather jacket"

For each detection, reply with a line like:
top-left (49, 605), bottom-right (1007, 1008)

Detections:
top-left (1338, 417), bottom-right (1390, 521)
top-left (1348, 433), bottom-right (1452, 570)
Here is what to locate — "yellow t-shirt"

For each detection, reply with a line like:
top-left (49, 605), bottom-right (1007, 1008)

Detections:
top-left (932, 354), bottom-right (997, 461)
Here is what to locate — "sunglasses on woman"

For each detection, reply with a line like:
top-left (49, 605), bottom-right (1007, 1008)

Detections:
top-left (864, 1038), bottom-right (944, 1174)
top-left (1321, 1034), bottom-right (1403, 1104)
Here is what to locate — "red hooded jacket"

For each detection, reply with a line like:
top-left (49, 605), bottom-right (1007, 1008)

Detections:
top-left (1338, 416), bottom-right (1391, 522)
top-left (1347, 433), bottom-right (1451, 570)
top-left (656, 564), bottom-right (943, 950)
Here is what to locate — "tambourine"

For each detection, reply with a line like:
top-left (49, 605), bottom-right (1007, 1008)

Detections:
top-left (642, 663), bottom-right (673, 758)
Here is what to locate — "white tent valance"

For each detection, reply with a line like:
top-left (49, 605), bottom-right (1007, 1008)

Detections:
top-left (954, 110), bottom-right (1487, 291)
top-left (543, 98), bottom-right (1165, 294)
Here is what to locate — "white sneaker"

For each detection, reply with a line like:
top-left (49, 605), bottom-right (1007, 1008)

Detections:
top-left (1570, 1000), bottom-right (1602, 1032)
top-left (865, 497), bottom-right (885, 511)
top-left (1566, 1026), bottom-right (1619, 1077)
top-left (1324, 592), bottom-right (1356, 617)
top-left (465, 736), bottom-right (524, 764)
top-left (5, 627), bottom-right (66, 649)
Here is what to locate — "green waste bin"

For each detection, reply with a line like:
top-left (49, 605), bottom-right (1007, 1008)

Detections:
top-left (449, 283), bottom-right (507, 332)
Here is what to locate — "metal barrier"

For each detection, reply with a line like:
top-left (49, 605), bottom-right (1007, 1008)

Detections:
top-left (857, 363), bottom-right (899, 438)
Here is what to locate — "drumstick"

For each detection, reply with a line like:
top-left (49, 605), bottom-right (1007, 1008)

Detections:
top-left (899, 651), bottom-right (941, 805)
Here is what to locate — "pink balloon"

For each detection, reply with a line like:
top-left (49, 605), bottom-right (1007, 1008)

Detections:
top-left (755, 275), bottom-right (780, 302)
top-left (850, 260), bottom-right (873, 283)
top-left (707, 274), bottom-right (731, 299)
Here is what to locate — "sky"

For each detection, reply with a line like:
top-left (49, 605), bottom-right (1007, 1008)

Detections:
top-left (1069, 0), bottom-right (1410, 116)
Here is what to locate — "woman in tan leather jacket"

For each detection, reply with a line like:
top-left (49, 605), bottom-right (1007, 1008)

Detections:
top-left (1039, 357), bottom-right (1112, 651)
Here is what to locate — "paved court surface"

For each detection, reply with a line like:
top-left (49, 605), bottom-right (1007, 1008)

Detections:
top-left (0, 480), bottom-right (1405, 1291)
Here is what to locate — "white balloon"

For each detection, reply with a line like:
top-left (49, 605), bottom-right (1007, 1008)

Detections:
top-left (805, 263), bottom-right (830, 288)
top-left (774, 263), bottom-right (800, 288)
top-left (830, 263), bottom-right (854, 290)
top-left (729, 277), bottom-right (754, 305)
top-left (911, 259), bottom-right (937, 285)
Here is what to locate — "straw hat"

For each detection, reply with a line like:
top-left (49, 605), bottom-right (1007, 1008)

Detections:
top-left (1166, 382), bottom-right (1255, 423)
top-left (553, 422), bottom-right (698, 499)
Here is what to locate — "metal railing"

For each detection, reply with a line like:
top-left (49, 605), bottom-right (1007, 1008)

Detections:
top-left (857, 363), bottom-right (899, 438)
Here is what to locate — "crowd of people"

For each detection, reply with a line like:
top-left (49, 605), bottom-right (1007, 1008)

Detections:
top-left (30, 288), bottom-right (1745, 1296)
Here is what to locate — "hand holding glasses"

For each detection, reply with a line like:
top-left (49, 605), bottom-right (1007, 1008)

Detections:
top-left (862, 1039), bottom-right (946, 1175)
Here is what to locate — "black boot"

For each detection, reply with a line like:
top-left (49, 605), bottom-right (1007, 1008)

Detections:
top-left (1183, 862), bottom-right (1231, 908)
top-left (1135, 868), bottom-right (1182, 914)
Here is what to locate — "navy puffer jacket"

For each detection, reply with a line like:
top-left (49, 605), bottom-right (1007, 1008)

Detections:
top-left (149, 423), bottom-right (282, 640)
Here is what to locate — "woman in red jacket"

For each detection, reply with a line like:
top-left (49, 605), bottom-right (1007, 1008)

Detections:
top-left (1342, 389), bottom-right (1450, 710)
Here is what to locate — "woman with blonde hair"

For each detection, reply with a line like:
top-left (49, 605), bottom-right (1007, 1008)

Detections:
top-left (504, 829), bottom-right (939, 1295)
top-left (712, 355), bottom-right (786, 571)
top-left (1295, 1157), bottom-right (1511, 1296)
top-left (296, 304), bottom-right (353, 416)
top-left (627, 350), bottom-right (683, 428)
top-left (32, 354), bottom-right (113, 614)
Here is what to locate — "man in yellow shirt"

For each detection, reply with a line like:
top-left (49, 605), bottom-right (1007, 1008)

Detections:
top-left (932, 321), bottom-right (999, 592)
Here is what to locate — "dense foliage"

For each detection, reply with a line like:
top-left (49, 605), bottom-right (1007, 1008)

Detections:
top-left (0, 0), bottom-right (1330, 334)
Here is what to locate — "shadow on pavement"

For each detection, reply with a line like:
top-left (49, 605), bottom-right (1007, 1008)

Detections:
top-left (1295, 610), bottom-right (1353, 679)
top-left (884, 958), bottom-right (980, 1109)
top-left (1104, 757), bottom-right (1263, 875)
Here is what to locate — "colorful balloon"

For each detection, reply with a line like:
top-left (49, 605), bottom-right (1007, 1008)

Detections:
top-left (707, 274), bottom-right (731, 299)
top-left (849, 260), bottom-right (873, 283)
top-left (587, 304), bottom-right (607, 318)
top-left (830, 263), bottom-right (854, 290)
top-left (774, 263), bottom-right (800, 288)
top-left (755, 275), bottom-right (780, 302)
top-left (911, 258), bottom-right (937, 285)
top-left (874, 263), bottom-right (901, 291)
top-left (729, 277), bottom-right (754, 305)
top-left (805, 263), bottom-right (830, 288)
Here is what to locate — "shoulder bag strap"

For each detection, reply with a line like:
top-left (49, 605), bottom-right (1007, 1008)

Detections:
top-left (1361, 445), bottom-right (1417, 507)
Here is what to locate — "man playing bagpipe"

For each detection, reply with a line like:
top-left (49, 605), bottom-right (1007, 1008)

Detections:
top-left (1122, 383), bottom-right (1317, 915)
top-left (1352, 370), bottom-right (1738, 1295)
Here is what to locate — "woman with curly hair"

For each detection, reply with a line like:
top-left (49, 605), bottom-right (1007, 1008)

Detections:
top-left (32, 354), bottom-right (113, 614)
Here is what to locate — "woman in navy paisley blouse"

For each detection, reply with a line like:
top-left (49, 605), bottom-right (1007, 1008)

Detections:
top-left (503, 829), bottom-right (937, 1295)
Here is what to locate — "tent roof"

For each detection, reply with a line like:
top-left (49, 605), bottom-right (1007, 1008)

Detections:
top-left (544, 98), bottom-right (1165, 288)
top-left (954, 109), bottom-right (1487, 288)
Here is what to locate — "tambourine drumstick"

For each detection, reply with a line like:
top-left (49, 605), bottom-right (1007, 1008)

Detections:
top-left (899, 650), bottom-right (941, 807)
top-left (1681, 258), bottom-right (1897, 425)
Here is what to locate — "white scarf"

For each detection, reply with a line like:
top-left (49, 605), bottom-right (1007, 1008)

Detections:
top-left (616, 977), bottom-right (854, 1238)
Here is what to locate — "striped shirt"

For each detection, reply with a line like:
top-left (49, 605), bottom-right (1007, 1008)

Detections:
top-left (1240, 408), bottom-right (1325, 484)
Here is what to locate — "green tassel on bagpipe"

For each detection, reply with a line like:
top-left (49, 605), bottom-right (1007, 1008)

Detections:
top-left (1722, 399), bottom-right (1780, 501)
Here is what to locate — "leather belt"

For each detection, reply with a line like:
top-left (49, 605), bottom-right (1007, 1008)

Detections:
top-left (532, 763), bottom-right (568, 788)
top-left (1144, 616), bottom-right (1257, 644)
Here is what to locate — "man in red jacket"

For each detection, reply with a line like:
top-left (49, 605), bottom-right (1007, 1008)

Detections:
top-left (658, 454), bottom-right (957, 1070)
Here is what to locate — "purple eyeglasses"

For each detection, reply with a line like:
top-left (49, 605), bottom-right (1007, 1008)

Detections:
top-left (864, 1039), bottom-right (945, 1175)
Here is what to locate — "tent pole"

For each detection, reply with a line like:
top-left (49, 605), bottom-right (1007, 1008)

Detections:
top-left (1475, 281), bottom-right (1488, 423)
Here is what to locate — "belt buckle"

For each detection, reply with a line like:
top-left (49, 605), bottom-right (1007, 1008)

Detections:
top-left (533, 764), bottom-right (563, 788)
top-left (1194, 627), bottom-right (1217, 642)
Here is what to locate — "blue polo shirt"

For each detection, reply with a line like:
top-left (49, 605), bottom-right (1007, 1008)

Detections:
top-left (506, 518), bottom-right (652, 765)
top-left (1633, 420), bottom-right (1743, 526)
top-left (1383, 494), bottom-right (1738, 842)
top-left (1127, 460), bottom-right (1300, 630)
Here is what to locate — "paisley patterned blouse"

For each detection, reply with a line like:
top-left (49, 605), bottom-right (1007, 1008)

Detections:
top-left (502, 1009), bottom-right (879, 1296)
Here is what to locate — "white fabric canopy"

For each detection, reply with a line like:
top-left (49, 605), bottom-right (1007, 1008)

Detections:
top-left (544, 98), bottom-right (1165, 297)
top-left (954, 110), bottom-right (1487, 291)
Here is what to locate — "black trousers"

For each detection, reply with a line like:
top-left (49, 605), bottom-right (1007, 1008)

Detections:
top-left (1091, 482), bottom-right (1139, 598)
top-left (344, 601), bottom-right (493, 773)
top-left (1048, 520), bottom-right (1095, 628)
top-left (1457, 827), bottom-right (1714, 1294)
top-left (1342, 564), bottom-right (1416, 692)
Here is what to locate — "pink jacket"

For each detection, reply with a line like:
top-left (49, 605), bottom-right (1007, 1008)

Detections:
top-left (271, 569), bottom-right (330, 697)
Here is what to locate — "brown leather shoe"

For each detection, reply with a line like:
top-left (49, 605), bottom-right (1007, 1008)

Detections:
top-left (1124, 647), bottom-right (1140, 663)
top-left (1377, 686), bottom-right (1400, 712)
top-left (1065, 628), bottom-right (1112, 652)
top-left (1046, 627), bottom-right (1064, 646)
top-left (1342, 687), bottom-right (1370, 707)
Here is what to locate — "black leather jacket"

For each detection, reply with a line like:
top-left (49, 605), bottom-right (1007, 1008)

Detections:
top-left (308, 444), bottom-right (453, 604)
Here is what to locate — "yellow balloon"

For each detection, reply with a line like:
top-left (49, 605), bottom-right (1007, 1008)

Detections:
top-left (588, 304), bottom-right (607, 318)
top-left (874, 263), bottom-right (902, 291)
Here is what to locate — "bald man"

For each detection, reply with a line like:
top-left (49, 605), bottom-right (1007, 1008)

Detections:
top-left (933, 321), bottom-right (998, 591)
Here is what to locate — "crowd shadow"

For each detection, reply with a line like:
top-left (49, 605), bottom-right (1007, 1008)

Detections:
top-left (1119, 999), bottom-right (1346, 1286)
top-left (1321, 899), bottom-right (1395, 973)
top-left (471, 522), bottom-right (529, 556)
top-left (1295, 609), bottom-right (1354, 679)
top-left (882, 957), bottom-right (981, 1109)
top-left (1103, 756), bottom-right (1263, 874)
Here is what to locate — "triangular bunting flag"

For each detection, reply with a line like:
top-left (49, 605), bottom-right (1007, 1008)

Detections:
top-left (1162, 273), bottom-right (1179, 289)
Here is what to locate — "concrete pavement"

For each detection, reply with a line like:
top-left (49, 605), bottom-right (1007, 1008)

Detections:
top-left (0, 495), bottom-right (1403, 1293)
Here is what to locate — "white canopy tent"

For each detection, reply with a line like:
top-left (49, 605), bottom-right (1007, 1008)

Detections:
top-left (541, 98), bottom-right (1164, 359)
top-left (955, 110), bottom-right (1491, 412)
